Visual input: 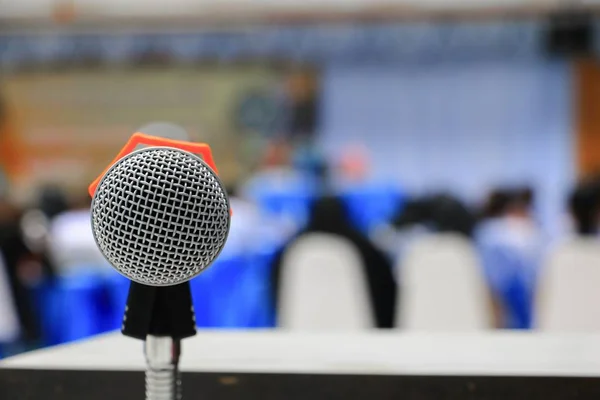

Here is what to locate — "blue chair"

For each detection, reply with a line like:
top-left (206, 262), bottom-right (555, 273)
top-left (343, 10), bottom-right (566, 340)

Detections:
top-left (102, 272), bottom-right (130, 332)
top-left (190, 254), bottom-right (241, 328)
top-left (31, 279), bottom-right (56, 345)
top-left (191, 247), bottom-right (278, 329)
top-left (243, 246), bottom-right (278, 328)
top-left (341, 184), bottom-right (403, 232)
top-left (206, 253), bottom-right (253, 328)
top-left (245, 173), bottom-right (318, 229)
top-left (190, 264), bottom-right (217, 328)
top-left (33, 271), bottom-right (104, 345)
top-left (255, 189), bottom-right (316, 228)
top-left (215, 256), bottom-right (244, 328)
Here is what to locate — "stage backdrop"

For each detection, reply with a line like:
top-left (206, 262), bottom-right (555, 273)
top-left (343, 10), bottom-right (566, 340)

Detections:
top-left (1, 65), bottom-right (286, 199)
top-left (320, 59), bottom-right (574, 236)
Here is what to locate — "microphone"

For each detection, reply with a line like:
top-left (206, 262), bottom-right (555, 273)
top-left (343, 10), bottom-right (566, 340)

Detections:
top-left (90, 145), bottom-right (230, 400)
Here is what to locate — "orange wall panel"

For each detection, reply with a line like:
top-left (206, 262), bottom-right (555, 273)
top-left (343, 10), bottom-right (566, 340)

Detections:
top-left (576, 59), bottom-right (600, 178)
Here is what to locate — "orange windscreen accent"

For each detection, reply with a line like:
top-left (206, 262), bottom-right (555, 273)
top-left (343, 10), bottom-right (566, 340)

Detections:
top-left (88, 132), bottom-right (219, 198)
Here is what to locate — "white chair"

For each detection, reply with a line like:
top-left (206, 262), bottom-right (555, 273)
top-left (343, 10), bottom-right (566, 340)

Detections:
top-left (0, 251), bottom-right (20, 343)
top-left (536, 238), bottom-right (600, 332)
top-left (397, 233), bottom-right (492, 331)
top-left (278, 233), bottom-right (373, 330)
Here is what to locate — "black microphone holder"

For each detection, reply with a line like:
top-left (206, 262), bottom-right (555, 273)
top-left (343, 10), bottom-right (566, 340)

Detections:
top-left (122, 281), bottom-right (197, 400)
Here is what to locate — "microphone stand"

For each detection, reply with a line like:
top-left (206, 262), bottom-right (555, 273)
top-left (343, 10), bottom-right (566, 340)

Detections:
top-left (122, 282), bottom-right (196, 400)
top-left (145, 336), bottom-right (182, 400)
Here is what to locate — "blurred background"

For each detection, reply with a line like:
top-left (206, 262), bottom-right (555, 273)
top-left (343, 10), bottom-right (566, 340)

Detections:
top-left (2, 0), bottom-right (600, 357)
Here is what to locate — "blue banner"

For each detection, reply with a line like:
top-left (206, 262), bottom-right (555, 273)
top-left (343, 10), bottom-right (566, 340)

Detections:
top-left (0, 20), bottom-right (589, 69)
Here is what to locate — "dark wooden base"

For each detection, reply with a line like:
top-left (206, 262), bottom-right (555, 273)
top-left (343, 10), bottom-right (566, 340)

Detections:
top-left (1, 369), bottom-right (600, 400)
top-left (0, 370), bottom-right (600, 400)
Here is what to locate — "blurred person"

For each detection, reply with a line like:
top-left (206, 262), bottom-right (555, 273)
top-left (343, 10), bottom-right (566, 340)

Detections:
top-left (336, 144), bottom-right (370, 185)
top-left (479, 190), bottom-right (512, 220)
top-left (38, 185), bottom-right (69, 221)
top-left (240, 139), bottom-right (318, 231)
top-left (241, 139), bottom-right (296, 192)
top-left (0, 196), bottom-right (43, 348)
top-left (224, 184), bottom-right (298, 254)
top-left (0, 88), bottom-right (45, 353)
top-left (376, 194), bottom-right (476, 270)
top-left (0, 248), bottom-right (20, 356)
top-left (19, 185), bottom-right (69, 275)
top-left (47, 192), bottom-right (108, 276)
top-left (223, 185), bottom-right (261, 253)
top-left (332, 144), bottom-right (405, 235)
top-left (275, 70), bottom-right (322, 184)
top-left (284, 70), bottom-right (319, 147)
top-left (387, 193), bottom-right (475, 237)
top-left (270, 195), bottom-right (397, 328)
top-left (291, 141), bottom-right (328, 184)
top-left (474, 187), bottom-right (544, 329)
top-left (568, 175), bottom-right (600, 236)
top-left (325, 143), bottom-right (372, 194)
top-left (404, 194), bottom-right (477, 238)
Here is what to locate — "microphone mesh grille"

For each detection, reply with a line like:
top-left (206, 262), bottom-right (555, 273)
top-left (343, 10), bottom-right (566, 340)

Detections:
top-left (91, 147), bottom-right (230, 286)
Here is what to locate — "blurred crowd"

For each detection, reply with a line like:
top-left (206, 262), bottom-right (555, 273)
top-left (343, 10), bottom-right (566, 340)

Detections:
top-left (0, 19), bottom-right (597, 357)
top-left (0, 128), bottom-right (599, 356)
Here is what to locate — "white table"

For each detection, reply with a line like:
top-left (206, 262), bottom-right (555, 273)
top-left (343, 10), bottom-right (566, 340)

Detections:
top-left (2, 331), bottom-right (600, 399)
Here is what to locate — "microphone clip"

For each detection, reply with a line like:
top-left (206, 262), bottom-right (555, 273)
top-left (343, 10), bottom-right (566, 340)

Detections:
top-left (122, 281), bottom-right (197, 341)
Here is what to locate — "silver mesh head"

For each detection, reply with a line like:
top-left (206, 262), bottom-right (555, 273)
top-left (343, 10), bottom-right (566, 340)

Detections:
top-left (91, 147), bottom-right (230, 286)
